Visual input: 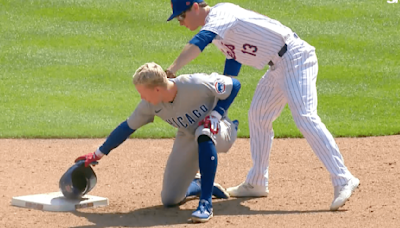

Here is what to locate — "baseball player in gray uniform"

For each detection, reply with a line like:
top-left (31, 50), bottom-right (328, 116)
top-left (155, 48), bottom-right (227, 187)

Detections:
top-left (75, 62), bottom-right (241, 223)
top-left (165, 0), bottom-right (359, 211)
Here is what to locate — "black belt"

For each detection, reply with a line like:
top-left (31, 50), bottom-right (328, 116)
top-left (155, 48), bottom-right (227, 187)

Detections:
top-left (268, 44), bottom-right (287, 67)
top-left (267, 32), bottom-right (299, 66)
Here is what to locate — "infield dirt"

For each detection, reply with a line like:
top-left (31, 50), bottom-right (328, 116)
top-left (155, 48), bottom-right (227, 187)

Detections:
top-left (1, 136), bottom-right (399, 227)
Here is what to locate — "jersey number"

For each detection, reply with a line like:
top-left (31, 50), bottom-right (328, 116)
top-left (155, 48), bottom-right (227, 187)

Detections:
top-left (221, 42), bottom-right (258, 60)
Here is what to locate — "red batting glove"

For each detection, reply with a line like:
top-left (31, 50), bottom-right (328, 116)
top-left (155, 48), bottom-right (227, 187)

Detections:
top-left (199, 115), bottom-right (220, 135)
top-left (75, 150), bottom-right (103, 167)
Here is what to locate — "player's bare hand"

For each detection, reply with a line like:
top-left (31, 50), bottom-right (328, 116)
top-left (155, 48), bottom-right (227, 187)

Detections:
top-left (74, 151), bottom-right (103, 167)
top-left (199, 115), bottom-right (220, 134)
top-left (165, 70), bottom-right (176, 78)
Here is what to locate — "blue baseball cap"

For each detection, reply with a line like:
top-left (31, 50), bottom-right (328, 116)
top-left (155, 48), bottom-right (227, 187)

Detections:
top-left (167, 0), bottom-right (204, 21)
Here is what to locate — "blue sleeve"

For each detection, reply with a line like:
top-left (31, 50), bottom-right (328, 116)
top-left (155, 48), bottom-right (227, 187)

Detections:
top-left (213, 78), bottom-right (241, 117)
top-left (223, 58), bottom-right (242, 76)
top-left (99, 120), bottom-right (136, 155)
top-left (189, 30), bottom-right (217, 52)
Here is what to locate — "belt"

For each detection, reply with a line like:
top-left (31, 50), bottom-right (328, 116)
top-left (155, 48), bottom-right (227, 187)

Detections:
top-left (268, 44), bottom-right (287, 67)
top-left (268, 32), bottom-right (299, 67)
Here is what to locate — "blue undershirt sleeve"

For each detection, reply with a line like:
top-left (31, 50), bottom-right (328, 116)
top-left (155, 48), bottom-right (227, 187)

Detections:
top-left (223, 58), bottom-right (242, 76)
top-left (189, 30), bottom-right (217, 52)
top-left (213, 78), bottom-right (241, 117)
top-left (99, 120), bottom-right (136, 155)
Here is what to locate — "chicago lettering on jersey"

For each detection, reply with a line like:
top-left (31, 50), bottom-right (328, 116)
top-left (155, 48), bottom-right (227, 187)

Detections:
top-left (165, 104), bottom-right (209, 128)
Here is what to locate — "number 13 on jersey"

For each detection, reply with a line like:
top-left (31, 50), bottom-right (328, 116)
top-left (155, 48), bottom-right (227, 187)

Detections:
top-left (221, 42), bottom-right (258, 60)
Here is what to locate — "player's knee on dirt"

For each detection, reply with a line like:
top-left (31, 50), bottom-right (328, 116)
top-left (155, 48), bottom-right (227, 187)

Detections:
top-left (197, 135), bottom-right (213, 144)
top-left (161, 190), bottom-right (186, 207)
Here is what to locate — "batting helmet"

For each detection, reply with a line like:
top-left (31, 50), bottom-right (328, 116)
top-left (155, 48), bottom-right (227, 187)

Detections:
top-left (59, 160), bottom-right (97, 199)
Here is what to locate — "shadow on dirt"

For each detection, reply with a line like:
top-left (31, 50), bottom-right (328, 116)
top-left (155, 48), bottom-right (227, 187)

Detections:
top-left (71, 198), bottom-right (340, 227)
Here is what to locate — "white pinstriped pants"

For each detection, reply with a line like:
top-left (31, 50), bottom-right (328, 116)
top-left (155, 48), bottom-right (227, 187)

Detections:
top-left (246, 39), bottom-right (354, 187)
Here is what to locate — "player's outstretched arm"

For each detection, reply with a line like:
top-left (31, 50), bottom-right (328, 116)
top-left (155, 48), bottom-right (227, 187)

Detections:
top-left (167, 31), bottom-right (217, 75)
top-left (74, 120), bottom-right (136, 166)
top-left (167, 44), bottom-right (201, 75)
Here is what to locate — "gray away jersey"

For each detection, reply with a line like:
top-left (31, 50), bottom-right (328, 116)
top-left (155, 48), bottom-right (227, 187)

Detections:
top-left (127, 73), bottom-right (233, 136)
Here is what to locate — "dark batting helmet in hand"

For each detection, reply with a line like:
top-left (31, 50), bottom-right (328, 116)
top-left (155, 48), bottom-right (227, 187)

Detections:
top-left (59, 160), bottom-right (97, 199)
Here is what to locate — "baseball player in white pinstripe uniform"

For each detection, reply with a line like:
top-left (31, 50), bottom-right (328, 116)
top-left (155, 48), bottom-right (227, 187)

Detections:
top-left (166, 0), bottom-right (360, 211)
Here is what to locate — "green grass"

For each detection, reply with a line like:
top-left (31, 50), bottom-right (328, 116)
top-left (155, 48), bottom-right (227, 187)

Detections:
top-left (0, 0), bottom-right (399, 138)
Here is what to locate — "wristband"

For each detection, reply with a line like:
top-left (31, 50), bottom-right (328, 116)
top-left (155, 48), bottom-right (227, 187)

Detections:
top-left (95, 148), bottom-right (105, 158)
top-left (210, 110), bottom-right (222, 120)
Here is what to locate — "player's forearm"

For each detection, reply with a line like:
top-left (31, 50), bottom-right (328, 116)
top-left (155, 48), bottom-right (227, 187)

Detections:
top-left (167, 44), bottom-right (201, 73)
top-left (213, 78), bottom-right (241, 118)
top-left (98, 120), bottom-right (136, 155)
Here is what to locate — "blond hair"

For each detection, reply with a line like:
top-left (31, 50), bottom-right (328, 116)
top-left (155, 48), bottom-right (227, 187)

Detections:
top-left (132, 62), bottom-right (168, 88)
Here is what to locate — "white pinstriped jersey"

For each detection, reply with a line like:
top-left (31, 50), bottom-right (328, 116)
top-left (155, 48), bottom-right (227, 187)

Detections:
top-left (199, 4), bottom-right (356, 190)
top-left (201, 3), bottom-right (295, 70)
